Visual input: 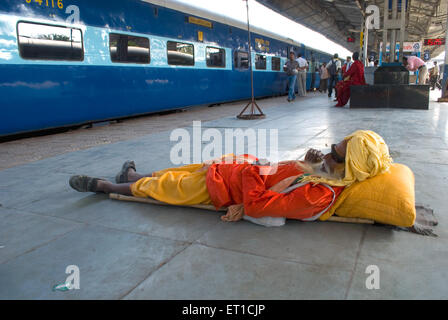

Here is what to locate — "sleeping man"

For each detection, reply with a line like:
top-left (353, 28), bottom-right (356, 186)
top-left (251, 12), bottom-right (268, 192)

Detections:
top-left (69, 130), bottom-right (392, 222)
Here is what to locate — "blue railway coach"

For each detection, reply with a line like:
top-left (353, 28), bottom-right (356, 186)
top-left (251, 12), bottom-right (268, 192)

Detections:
top-left (0, 0), bottom-right (333, 137)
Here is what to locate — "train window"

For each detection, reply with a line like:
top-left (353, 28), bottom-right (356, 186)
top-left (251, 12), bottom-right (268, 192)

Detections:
top-left (206, 47), bottom-right (225, 68)
top-left (255, 54), bottom-right (266, 70)
top-left (234, 51), bottom-right (249, 69)
top-left (271, 57), bottom-right (281, 71)
top-left (167, 41), bottom-right (194, 66)
top-left (110, 33), bottom-right (150, 64)
top-left (17, 22), bottom-right (83, 61)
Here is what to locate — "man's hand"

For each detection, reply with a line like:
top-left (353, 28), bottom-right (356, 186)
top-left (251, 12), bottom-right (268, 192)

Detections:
top-left (221, 204), bottom-right (245, 222)
top-left (304, 148), bottom-right (324, 163)
top-left (269, 175), bottom-right (301, 193)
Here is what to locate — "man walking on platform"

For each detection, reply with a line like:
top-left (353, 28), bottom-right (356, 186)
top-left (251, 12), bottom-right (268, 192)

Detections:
top-left (327, 53), bottom-right (341, 99)
top-left (283, 52), bottom-right (299, 102)
top-left (296, 53), bottom-right (308, 96)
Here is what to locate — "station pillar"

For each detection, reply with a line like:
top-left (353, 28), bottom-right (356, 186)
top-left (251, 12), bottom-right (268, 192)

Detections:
top-left (380, 0), bottom-right (406, 64)
top-left (438, 4), bottom-right (448, 101)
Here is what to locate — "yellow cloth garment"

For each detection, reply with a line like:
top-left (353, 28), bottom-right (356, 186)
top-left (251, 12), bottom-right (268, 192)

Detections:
top-left (131, 163), bottom-right (212, 205)
top-left (301, 130), bottom-right (393, 187)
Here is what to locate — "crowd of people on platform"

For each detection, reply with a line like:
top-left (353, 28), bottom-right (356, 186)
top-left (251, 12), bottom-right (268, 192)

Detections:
top-left (283, 50), bottom-right (442, 107)
top-left (283, 51), bottom-right (366, 107)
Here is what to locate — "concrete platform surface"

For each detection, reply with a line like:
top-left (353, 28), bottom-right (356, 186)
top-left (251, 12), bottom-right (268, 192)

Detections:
top-left (1, 90), bottom-right (447, 299)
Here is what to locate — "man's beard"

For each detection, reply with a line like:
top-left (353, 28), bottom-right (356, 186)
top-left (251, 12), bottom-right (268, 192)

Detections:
top-left (300, 160), bottom-right (343, 180)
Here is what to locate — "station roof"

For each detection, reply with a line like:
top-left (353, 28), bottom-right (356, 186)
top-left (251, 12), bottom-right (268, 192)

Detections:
top-left (257, 0), bottom-right (447, 59)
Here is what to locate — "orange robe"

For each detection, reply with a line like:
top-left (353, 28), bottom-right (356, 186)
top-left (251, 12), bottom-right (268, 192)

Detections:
top-left (206, 161), bottom-right (344, 220)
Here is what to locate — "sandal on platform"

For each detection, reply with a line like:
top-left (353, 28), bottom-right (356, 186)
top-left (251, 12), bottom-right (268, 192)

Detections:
top-left (115, 160), bottom-right (136, 184)
top-left (69, 175), bottom-right (104, 193)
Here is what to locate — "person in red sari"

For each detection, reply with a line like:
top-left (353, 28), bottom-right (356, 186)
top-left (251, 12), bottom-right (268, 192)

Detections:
top-left (335, 52), bottom-right (366, 107)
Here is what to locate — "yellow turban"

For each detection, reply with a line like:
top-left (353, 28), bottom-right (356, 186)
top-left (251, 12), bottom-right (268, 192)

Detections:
top-left (301, 130), bottom-right (393, 187)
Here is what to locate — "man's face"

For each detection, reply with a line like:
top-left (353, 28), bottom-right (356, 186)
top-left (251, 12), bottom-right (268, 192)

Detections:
top-left (289, 53), bottom-right (295, 61)
top-left (347, 58), bottom-right (351, 62)
top-left (320, 140), bottom-right (348, 179)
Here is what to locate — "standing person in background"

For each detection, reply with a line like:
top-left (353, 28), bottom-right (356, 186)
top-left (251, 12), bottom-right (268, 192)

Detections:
top-left (319, 63), bottom-right (329, 93)
top-left (403, 55), bottom-right (428, 85)
top-left (296, 53), bottom-right (308, 97)
top-left (342, 56), bottom-right (352, 74)
top-left (327, 53), bottom-right (341, 99)
top-left (283, 52), bottom-right (299, 102)
top-left (429, 61), bottom-right (439, 90)
top-left (309, 67), bottom-right (318, 92)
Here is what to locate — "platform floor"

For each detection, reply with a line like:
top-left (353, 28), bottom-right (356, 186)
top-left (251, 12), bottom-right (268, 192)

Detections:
top-left (1, 90), bottom-right (447, 299)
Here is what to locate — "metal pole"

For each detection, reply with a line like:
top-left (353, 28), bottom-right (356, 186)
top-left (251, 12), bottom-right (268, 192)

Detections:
top-left (391, 0), bottom-right (397, 62)
top-left (398, 0), bottom-right (406, 63)
top-left (246, 0), bottom-right (255, 104)
top-left (360, 14), bottom-right (365, 64)
top-left (237, 0), bottom-right (265, 119)
top-left (382, 0), bottom-right (388, 64)
top-left (364, 22), bottom-right (369, 66)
